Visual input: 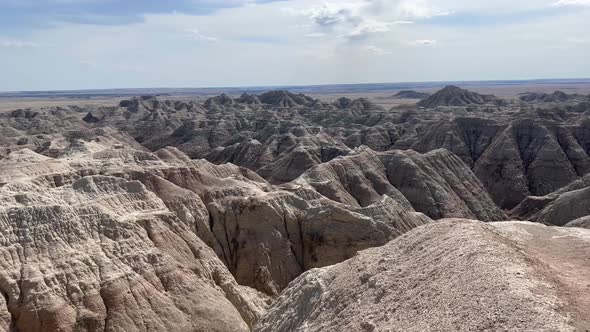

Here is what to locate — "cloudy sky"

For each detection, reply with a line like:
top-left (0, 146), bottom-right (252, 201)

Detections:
top-left (1, 0), bottom-right (589, 91)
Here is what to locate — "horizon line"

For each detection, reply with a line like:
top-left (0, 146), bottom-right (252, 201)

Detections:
top-left (2, 77), bottom-right (590, 95)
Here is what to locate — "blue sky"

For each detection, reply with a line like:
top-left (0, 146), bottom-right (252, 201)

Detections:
top-left (1, 0), bottom-right (590, 91)
top-left (0, 1), bottom-right (283, 32)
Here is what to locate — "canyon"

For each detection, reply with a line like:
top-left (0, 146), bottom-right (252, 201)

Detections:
top-left (0, 85), bottom-right (589, 331)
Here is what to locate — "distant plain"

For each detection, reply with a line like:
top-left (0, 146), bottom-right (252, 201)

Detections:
top-left (1, 79), bottom-right (590, 112)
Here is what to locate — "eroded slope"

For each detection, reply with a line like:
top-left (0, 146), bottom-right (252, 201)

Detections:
top-left (255, 220), bottom-right (590, 332)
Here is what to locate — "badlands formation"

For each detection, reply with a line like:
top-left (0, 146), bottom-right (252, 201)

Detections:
top-left (0, 86), bottom-right (589, 331)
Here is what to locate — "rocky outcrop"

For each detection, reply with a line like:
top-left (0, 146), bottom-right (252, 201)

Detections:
top-left (567, 101), bottom-right (590, 113)
top-left (255, 220), bottom-right (590, 332)
top-left (381, 149), bottom-right (505, 221)
top-left (332, 98), bottom-right (383, 111)
top-left (296, 147), bottom-right (505, 221)
top-left (473, 118), bottom-right (590, 208)
top-left (0, 141), bottom-right (431, 330)
top-left (206, 128), bottom-right (351, 184)
top-left (519, 91), bottom-right (582, 103)
top-left (204, 94), bottom-right (235, 109)
top-left (203, 191), bottom-right (427, 296)
top-left (236, 93), bottom-right (262, 105)
top-left (402, 116), bottom-right (503, 166)
top-left (392, 90), bottom-right (431, 99)
top-left (534, 188), bottom-right (590, 226)
top-left (0, 148), bottom-right (73, 184)
top-left (3, 89), bottom-right (590, 331)
top-left (258, 91), bottom-right (316, 108)
top-left (27, 91), bottom-right (583, 213)
top-left (566, 216), bottom-right (590, 228)
top-left (417, 85), bottom-right (502, 108)
top-left (511, 174), bottom-right (590, 226)
top-left (390, 113), bottom-right (590, 209)
top-left (0, 173), bottom-right (270, 331)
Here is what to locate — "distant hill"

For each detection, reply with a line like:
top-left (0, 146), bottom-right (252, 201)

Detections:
top-left (417, 85), bottom-right (503, 108)
top-left (392, 90), bottom-right (431, 99)
top-left (519, 91), bottom-right (583, 103)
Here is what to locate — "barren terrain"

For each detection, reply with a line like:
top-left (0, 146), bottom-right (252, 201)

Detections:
top-left (0, 82), bottom-right (589, 331)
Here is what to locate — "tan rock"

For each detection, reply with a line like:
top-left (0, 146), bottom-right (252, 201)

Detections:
top-left (255, 220), bottom-right (590, 332)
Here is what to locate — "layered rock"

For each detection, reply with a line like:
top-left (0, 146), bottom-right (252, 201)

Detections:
top-left (519, 91), bottom-right (583, 103)
top-left (258, 91), bottom-right (316, 108)
top-left (203, 191), bottom-right (427, 296)
top-left (206, 127), bottom-right (351, 184)
top-left (566, 216), bottom-right (590, 228)
top-left (0, 174), bottom-right (269, 332)
top-left (2, 88), bottom-right (590, 331)
top-left (399, 116), bottom-right (503, 166)
top-left (255, 220), bottom-right (590, 332)
top-left (295, 147), bottom-right (505, 221)
top-left (511, 174), bottom-right (590, 226)
top-left (473, 118), bottom-right (585, 208)
top-left (0, 141), bottom-right (431, 330)
top-left (0, 148), bottom-right (73, 184)
top-left (381, 149), bottom-right (505, 220)
top-left (24, 89), bottom-right (582, 213)
top-left (392, 90), bottom-right (431, 99)
top-left (417, 85), bottom-right (502, 108)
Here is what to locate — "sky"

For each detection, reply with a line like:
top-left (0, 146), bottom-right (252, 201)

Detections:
top-left (1, 0), bottom-right (590, 91)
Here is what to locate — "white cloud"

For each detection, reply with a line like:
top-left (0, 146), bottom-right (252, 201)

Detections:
top-left (552, 0), bottom-right (590, 6)
top-left (365, 45), bottom-right (391, 55)
top-left (566, 37), bottom-right (590, 43)
top-left (409, 39), bottom-right (437, 46)
top-left (289, 2), bottom-right (419, 41)
top-left (1, 0), bottom-right (590, 91)
top-left (306, 32), bottom-right (327, 38)
top-left (79, 59), bottom-right (98, 67)
top-left (186, 29), bottom-right (218, 42)
top-left (290, 1), bottom-right (426, 41)
top-left (392, 20), bottom-right (415, 25)
top-left (298, 2), bottom-right (364, 26)
top-left (296, 45), bottom-right (335, 60)
top-left (397, 0), bottom-right (452, 18)
top-left (346, 19), bottom-right (413, 39)
top-left (348, 19), bottom-right (392, 38)
top-left (0, 41), bottom-right (40, 48)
